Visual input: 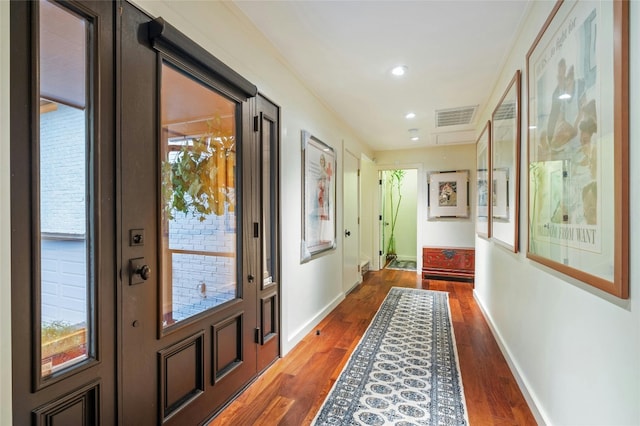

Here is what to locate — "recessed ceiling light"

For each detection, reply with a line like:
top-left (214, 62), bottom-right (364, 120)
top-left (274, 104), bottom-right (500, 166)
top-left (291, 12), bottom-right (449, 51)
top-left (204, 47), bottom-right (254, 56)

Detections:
top-left (411, 136), bottom-right (420, 141)
top-left (405, 112), bottom-right (416, 119)
top-left (391, 65), bottom-right (408, 76)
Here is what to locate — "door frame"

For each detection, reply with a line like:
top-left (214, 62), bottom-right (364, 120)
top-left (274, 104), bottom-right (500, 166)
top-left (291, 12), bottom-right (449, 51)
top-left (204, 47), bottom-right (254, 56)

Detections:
top-left (374, 163), bottom-right (423, 272)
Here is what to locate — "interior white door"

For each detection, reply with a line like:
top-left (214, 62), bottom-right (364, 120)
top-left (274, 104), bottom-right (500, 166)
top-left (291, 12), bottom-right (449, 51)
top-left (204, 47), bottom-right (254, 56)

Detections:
top-left (378, 170), bottom-right (387, 269)
top-left (343, 150), bottom-right (360, 291)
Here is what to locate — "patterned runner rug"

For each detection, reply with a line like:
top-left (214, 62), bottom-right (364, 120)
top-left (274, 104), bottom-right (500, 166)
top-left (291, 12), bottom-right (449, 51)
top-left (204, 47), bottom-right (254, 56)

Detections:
top-left (313, 287), bottom-right (468, 425)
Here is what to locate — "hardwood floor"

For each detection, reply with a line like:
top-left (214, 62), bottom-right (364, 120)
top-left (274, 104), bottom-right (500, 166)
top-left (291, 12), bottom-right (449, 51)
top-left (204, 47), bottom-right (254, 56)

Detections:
top-left (208, 269), bottom-right (536, 425)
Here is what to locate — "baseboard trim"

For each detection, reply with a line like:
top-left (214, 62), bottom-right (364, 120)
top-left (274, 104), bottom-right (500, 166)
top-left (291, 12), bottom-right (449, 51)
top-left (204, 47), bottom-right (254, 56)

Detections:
top-left (472, 290), bottom-right (549, 426)
top-left (282, 292), bottom-right (345, 355)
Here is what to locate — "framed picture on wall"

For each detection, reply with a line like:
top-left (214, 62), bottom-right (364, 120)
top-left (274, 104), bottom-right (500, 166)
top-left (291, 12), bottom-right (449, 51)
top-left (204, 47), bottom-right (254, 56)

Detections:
top-left (300, 130), bottom-right (336, 262)
top-left (526, 0), bottom-right (629, 298)
top-left (491, 70), bottom-right (521, 252)
top-left (475, 121), bottom-right (491, 238)
top-left (428, 170), bottom-right (469, 219)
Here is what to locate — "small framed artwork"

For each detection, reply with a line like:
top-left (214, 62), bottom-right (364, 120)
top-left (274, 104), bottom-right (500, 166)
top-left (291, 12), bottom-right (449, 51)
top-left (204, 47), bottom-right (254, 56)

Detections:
top-left (491, 70), bottom-right (521, 251)
top-left (300, 130), bottom-right (336, 262)
top-left (428, 170), bottom-right (469, 219)
top-left (475, 121), bottom-right (491, 238)
top-left (526, 1), bottom-right (628, 298)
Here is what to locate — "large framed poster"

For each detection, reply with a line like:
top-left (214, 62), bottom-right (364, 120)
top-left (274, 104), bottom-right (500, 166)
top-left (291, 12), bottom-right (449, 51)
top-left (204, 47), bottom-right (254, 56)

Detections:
top-left (301, 130), bottom-right (336, 262)
top-left (526, 0), bottom-right (628, 298)
top-left (475, 121), bottom-right (491, 239)
top-left (491, 70), bottom-right (521, 252)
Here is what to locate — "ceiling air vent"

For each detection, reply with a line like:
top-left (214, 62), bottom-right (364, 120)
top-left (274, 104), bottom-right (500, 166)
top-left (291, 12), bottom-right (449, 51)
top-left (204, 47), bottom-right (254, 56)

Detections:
top-left (435, 105), bottom-right (478, 128)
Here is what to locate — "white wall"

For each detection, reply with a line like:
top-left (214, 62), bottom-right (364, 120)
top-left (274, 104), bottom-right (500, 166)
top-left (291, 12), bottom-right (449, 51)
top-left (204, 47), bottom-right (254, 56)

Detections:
top-left (374, 144), bottom-right (477, 270)
top-left (474, 2), bottom-right (640, 425)
top-left (131, 0), bottom-right (373, 355)
top-left (0, 0), bottom-right (11, 423)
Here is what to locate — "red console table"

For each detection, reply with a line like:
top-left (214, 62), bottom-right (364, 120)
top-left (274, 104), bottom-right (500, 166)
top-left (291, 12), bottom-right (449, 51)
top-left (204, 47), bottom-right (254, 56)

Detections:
top-left (422, 247), bottom-right (475, 282)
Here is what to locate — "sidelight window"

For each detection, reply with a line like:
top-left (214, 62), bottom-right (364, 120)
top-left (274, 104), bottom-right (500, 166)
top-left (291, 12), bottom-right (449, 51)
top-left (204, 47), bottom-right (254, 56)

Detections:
top-left (38, 0), bottom-right (93, 379)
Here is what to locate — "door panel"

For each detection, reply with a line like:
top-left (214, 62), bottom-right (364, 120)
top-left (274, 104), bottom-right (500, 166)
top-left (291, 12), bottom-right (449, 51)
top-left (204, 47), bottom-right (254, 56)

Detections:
top-left (343, 150), bottom-right (360, 291)
top-left (118, 4), bottom-right (275, 424)
top-left (10, 0), bottom-right (115, 423)
top-left (379, 171), bottom-right (387, 269)
top-left (256, 95), bottom-right (280, 373)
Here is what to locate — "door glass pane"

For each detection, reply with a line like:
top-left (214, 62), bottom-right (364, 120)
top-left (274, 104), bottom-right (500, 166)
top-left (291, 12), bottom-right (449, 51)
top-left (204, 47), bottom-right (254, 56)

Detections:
top-left (39, 0), bottom-right (91, 378)
top-left (161, 62), bottom-right (238, 328)
top-left (262, 118), bottom-right (273, 286)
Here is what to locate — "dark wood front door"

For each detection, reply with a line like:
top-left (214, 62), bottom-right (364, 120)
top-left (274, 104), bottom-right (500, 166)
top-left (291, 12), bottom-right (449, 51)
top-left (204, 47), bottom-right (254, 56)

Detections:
top-left (117, 4), bottom-right (280, 424)
top-left (11, 2), bottom-right (279, 423)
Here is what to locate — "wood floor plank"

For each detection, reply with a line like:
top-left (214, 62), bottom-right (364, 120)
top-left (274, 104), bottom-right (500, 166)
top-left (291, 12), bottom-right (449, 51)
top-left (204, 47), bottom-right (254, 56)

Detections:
top-left (208, 269), bottom-right (536, 425)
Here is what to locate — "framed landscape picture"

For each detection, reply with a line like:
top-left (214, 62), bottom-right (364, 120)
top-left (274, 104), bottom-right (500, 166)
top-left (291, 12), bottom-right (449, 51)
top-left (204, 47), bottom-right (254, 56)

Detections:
top-left (491, 70), bottom-right (521, 252)
top-left (475, 121), bottom-right (490, 238)
top-left (428, 170), bottom-right (469, 219)
top-left (301, 130), bottom-right (336, 262)
top-left (526, 0), bottom-right (628, 298)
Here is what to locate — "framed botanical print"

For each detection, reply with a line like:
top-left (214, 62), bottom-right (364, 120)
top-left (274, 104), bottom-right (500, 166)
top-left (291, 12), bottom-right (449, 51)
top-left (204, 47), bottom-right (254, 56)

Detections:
top-left (526, 0), bottom-right (628, 298)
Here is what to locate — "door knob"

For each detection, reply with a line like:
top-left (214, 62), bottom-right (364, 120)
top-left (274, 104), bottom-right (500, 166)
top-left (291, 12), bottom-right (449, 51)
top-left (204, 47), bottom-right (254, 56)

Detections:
top-left (248, 274), bottom-right (255, 283)
top-left (136, 264), bottom-right (151, 280)
top-left (345, 230), bottom-right (351, 237)
top-left (129, 257), bottom-right (150, 285)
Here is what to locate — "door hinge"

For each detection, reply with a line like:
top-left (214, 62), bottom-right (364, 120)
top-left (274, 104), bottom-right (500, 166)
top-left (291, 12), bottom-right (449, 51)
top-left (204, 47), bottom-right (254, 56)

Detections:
top-left (255, 328), bottom-right (261, 344)
top-left (379, 250), bottom-right (383, 256)
top-left (379, 179), bottom-right (382, 185)
top-left (379, 215), bottom-right (382, 221)
top-left (358, 169), bottom-right (360, 177)
top-left (253, 115), bottom-right (259, 132)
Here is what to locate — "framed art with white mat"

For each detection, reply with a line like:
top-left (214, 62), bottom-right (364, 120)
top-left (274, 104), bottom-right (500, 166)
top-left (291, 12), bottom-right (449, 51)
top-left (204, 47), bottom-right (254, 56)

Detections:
top-left (491, 70), bottom-right (521, 252)
top-left (475, 121), bottom-right (490, 238)
top-left (526, 0), bottom-right (629, 298)
top-left (428, 170), bottom-right (469, 219)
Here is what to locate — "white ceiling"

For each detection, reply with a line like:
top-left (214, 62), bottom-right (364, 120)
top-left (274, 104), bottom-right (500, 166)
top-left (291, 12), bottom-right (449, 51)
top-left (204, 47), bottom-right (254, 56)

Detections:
top-left (233, 0), bottom-right (531, 151)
